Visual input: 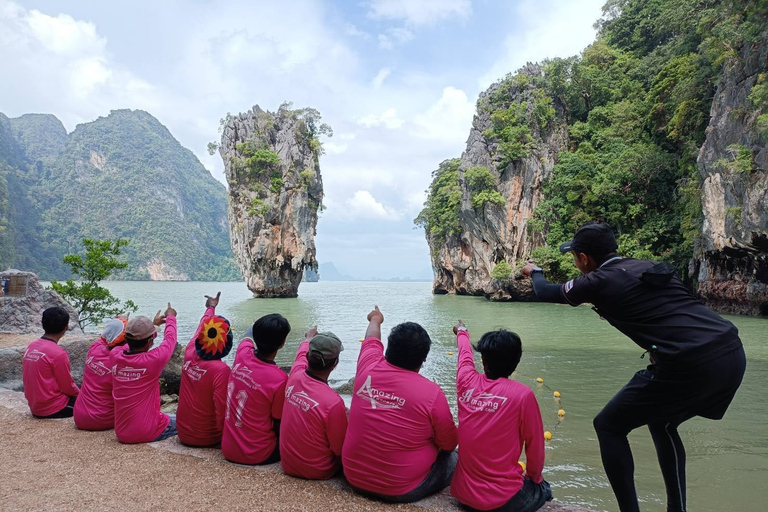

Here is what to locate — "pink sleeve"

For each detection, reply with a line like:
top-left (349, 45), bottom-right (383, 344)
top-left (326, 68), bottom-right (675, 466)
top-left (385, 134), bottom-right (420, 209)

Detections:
top-left (154, 316), bottom-right (178, 365)
top-left (190, 307), bottom-right (215, 345)
top-left (357, 337), bottom-right (384, 372)
top-left (431, 388), bottom-right (458, 451)
top-left (271, 379), bottom-right (287, 420)
top-left (213, 365), bottom-right (231, 433)
top-left (53, 353), bottom-right (79, 396)
top-left (326, 400), bottom-right (348, 456)
top-left (521, 390), bottom-right (545, 483)
top-left (456, 330), bottom-right (476, 392)
top-left (290, 340), bottom-right (310, 376)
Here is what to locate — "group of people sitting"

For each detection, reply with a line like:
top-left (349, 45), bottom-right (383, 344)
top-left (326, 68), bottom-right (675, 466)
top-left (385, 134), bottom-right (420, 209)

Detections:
top-left (22, 292), bottom-right (552, 512)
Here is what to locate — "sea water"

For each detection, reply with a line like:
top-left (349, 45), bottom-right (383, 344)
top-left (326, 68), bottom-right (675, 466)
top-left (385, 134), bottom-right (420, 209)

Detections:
top-left (100, 280), bottom-right (768, 512)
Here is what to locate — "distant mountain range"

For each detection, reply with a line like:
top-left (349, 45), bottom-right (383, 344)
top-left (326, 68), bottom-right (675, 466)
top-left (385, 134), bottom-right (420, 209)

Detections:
top-left (0, 110), bottom-right (239, 280)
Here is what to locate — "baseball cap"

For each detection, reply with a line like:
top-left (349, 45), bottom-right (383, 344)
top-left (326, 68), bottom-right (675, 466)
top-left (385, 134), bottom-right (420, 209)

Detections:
top-left (125, 316), bottom-right (156, 340)
top-left (309, 332), bottom-right (344, 360)
top-left (559, 222), bottom-right (618, 256)
top-left (196, 315), bottom-right (234, 360)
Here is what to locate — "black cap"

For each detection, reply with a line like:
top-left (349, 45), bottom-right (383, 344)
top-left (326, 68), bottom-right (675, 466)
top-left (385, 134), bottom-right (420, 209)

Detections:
top-left (559, 223), bottom-right (618, 256)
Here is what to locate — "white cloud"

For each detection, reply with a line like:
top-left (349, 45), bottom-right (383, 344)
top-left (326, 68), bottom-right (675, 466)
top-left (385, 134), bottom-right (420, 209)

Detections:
top-left (372, 67), bottom-right (392, 88)
top-left (367, 0), bottom-right (472, 26)
top-left (344, 23), bottom-right (370, 40)
top-left (345, 190), bottom-right (401, 221)
top-left (25, 9), bottom-right (106, 55)
top-left (479, 0), bottom-right (605, 88)
top-left (378, 27), bottom-right (414, 50)
top-left (412, 86), bottom-right (475, 144)
top-left (357, 108), bottom-right (405, 129)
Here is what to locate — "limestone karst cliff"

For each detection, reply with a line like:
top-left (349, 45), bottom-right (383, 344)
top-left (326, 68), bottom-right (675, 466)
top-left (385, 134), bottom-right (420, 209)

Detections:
top-left (219, 103), bottom-right (325, 297)
top-left (417, 65), bottom-right (568, 300)
top-left (693, 36), bottom-right (768, 316)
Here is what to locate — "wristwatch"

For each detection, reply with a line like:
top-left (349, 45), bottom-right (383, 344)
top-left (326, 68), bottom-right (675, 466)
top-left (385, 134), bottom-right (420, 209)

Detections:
top-left (456, 326), bottom-right (468, 332)
top-left (530, 267), bottom-right (543, 275)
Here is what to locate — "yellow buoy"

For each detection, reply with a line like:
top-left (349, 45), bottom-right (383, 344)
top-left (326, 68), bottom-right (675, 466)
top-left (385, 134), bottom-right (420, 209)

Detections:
top-left (359, 338), bottom-right (365, 342)
top-left (558, 409), bottom-right (566, 417)
top-left (536, 377), bottom-right (544, 383)
top-left (544, 431), bottom-right (552, 440)
top-left (519, 461), bottom-right (526, 471)
top-left (553, 391), bottom-right (561, 398)
top-left (447, 351), bottom-right (454, 356)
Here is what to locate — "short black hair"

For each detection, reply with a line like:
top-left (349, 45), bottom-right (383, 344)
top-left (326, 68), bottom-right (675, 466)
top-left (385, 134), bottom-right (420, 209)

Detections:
top-left (42, 307), bottom-right (69, 334)
top-left (252, 314), bottom-right (291, 355)
top-left (385, 322), bottom-right (431, 371)
top-left (474, 329), bottom-right (522, 379)
top-left (307, 350), bottom-right (338, 372)
top-left (126, 335), bottom-right (153, 351)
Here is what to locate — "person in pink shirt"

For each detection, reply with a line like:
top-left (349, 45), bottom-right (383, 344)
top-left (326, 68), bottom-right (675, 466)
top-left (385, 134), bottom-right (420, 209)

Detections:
top-left (342, 306), bottom-right (458, 503)
top-left (177, 292), bottom-right (233, 447)
top-left (450, 321), bottom-right (552, 512)
top-left (280, 326), bottom-right (347, 480)
top-left (22, 307), bottom-right (80, 418)
top-left (111, 303), bottom-right (178, 444)
top-left (221, 313), bottom-right (290, 465)
top-left (73, 317), bottom-right (129, 430)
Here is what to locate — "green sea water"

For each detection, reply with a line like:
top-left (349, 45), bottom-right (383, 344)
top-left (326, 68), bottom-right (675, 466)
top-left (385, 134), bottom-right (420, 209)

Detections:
top-left (101, 280), bottom-right (768, 512)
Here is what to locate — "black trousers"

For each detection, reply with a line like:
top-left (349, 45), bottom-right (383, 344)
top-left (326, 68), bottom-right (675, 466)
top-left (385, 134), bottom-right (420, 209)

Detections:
top-left (593, 347), bottom-right (746, 512)
top-left (35, 395), bottom-right (77, 419)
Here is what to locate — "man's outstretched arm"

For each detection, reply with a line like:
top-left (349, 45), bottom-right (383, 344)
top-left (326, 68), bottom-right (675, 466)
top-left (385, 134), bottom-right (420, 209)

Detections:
top-left (521, 264), bottom-right (567, 304)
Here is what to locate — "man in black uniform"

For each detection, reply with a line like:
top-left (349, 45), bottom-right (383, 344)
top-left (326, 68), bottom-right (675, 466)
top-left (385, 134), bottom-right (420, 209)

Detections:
top-left (521, 222), bottom-right (746, 512)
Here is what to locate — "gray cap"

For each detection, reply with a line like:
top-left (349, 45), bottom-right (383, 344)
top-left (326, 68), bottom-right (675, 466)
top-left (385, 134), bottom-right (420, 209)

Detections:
top-left (309, 332), bottom-right (344, 359)
top-left (125, 316), bottom-right (155, 340)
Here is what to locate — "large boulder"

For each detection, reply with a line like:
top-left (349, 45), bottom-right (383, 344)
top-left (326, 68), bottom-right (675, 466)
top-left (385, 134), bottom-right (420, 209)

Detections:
top-left (0, 270), bottom-right (81, 333)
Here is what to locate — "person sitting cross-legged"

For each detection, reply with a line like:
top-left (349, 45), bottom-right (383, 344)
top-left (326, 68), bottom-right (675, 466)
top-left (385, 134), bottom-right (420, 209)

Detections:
top-left (177, 291), bottom-right (233, 447)
top-left (22, 307), bottom-right (80, 418)
top-left (73, 316), bottom-right (129, 430)
top-left (111, 303), bottom-right (178, 444)
top-left (342, 306), bottom-right (458, 503)
top-left (280, 326), bottom-right (348, 480)
top-left (221, 313), bottom-right (291, 465)
top-left (450, 321), bottom-right (552, 512)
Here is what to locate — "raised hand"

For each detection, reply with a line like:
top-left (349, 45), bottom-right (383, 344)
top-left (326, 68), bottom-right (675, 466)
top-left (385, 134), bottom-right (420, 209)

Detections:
top-left (165, 302), bottom-right (177, 318)
top-left (453, 320), bottom-right (466, 335)
top-left (205, 291), bottom-right (221, 308)
top-left (367, 305), bottom-right (384, 324)
top-left (305, 325), bottom-right (318, 340)
top-left (153, 309), bottom-right (166, 326)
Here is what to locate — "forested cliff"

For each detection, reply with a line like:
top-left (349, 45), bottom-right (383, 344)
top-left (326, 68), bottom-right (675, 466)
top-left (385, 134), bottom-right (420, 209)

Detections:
top-left (418, 0), bottom-right (768, 314)
top-left (0, 110), bottom-right (238, 280)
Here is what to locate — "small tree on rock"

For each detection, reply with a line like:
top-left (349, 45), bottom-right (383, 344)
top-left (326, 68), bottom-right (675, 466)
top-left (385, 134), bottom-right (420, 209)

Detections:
top-left (50, 238), bottom-right (138, 331)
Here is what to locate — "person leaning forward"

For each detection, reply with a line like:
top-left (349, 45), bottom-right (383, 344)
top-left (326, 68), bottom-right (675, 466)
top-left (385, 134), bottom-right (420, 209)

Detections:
top-left (521, 222), bottom-right (746, 512)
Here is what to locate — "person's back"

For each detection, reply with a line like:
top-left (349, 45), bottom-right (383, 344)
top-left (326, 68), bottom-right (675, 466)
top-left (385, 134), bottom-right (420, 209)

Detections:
top-left (280, 329), bottom-right (347, 480)
top-left (221, 313), bottom-right (290, 465)
top-left (343, 307), bottom-right (458, 502)
top-left (111, 305), bottom-right (177, 444)
top-left (450, 323), bottom-right (551, 512)
top-left (73, 318), bottom-right (128, 430)
top-left (177, 293), bottom-right (233, 447)
top-left (22, 307), bottom-right (80, 418)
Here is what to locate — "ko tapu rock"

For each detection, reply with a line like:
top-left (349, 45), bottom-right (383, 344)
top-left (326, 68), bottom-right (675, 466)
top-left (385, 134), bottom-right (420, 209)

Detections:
top-left (219, 103), bottom-right (326, 297)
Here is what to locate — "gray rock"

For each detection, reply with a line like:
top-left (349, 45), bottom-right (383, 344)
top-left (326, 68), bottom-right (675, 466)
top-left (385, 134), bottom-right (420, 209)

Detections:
top-left (219, 104), bottom-right (323, 297)
top-left (693, 35), bottom-right (768, 316)
top-left (0, 270), bottom-right (81, 334)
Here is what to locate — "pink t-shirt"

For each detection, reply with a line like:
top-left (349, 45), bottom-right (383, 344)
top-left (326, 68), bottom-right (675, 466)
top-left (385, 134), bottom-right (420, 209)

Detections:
top-left (22, 338), bottom-right (80, 417)
top-left (342, 337), bottom-right (458, 496)
top-left (177, 307), bottom-right (231, 447)
top-left (221, 337), bottom-right (288, 464)
top-left (450, 330), bottom-right (546, 510)
top-left (73, 338), bottom-right (123, 430)
top-left (110, 316), bottom-right (177, 444)
top-left (280, 340), bottom-right (348, 480)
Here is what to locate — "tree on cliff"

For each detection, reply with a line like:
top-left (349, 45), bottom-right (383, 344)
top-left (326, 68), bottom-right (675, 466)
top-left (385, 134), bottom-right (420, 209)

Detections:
top-left (50, 238), bottom-right (138, 331)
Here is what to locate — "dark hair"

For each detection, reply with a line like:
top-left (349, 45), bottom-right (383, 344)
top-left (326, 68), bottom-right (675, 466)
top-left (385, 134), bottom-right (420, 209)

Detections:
top-left (385, 322), bottom-right (431, 371)
top-left (42, 307), bottom-right (69, 334)
top-left (252, 314), bottom-right (291, 355)
top-left (307, 350), bottom-right (337, 372)
top-left (474, 329), bottom-right (522, 379)
top-left (126, 335), bottom-right (153, 351)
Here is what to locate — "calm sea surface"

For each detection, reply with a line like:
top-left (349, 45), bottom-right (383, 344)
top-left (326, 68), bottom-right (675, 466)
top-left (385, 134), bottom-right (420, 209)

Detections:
top-left (99, 280), bottom-right (767, 512)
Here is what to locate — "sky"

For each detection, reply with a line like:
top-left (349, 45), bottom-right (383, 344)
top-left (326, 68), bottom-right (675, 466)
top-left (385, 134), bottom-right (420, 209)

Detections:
top-left (0, 0), bottom-right (606, 280)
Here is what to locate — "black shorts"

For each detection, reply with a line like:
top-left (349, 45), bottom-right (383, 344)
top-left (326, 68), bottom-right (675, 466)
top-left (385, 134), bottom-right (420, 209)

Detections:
top-left (596, 346), bottom-right (746, 432)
